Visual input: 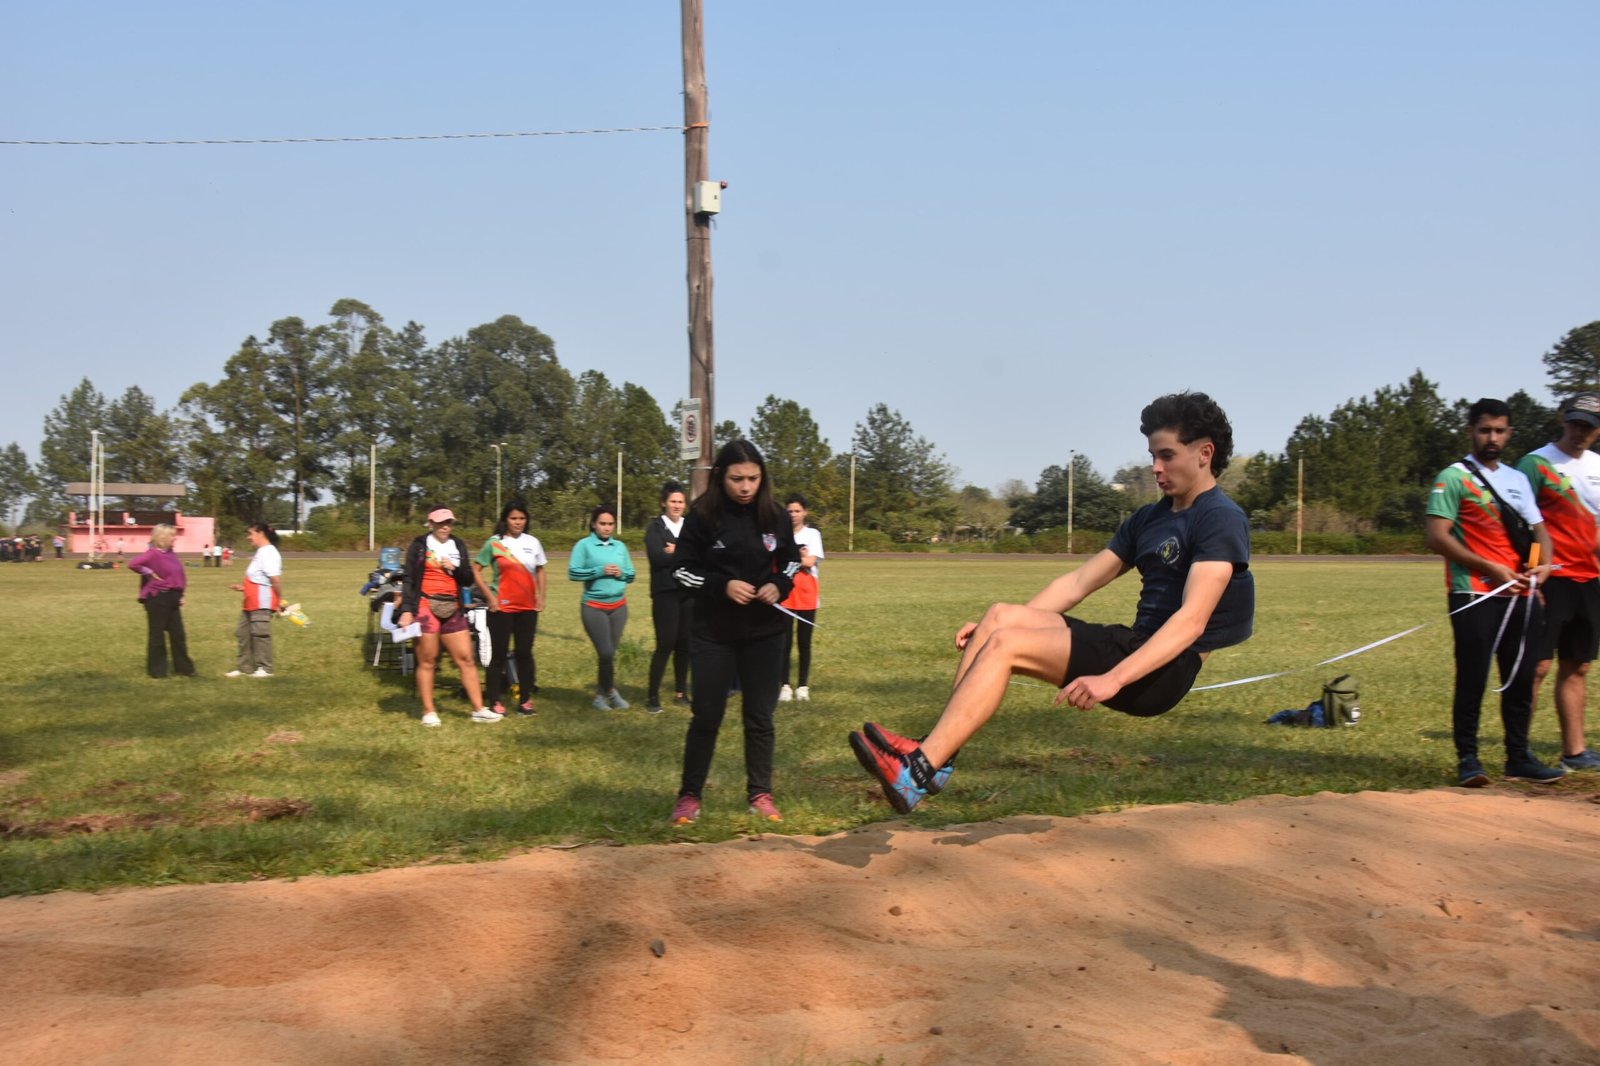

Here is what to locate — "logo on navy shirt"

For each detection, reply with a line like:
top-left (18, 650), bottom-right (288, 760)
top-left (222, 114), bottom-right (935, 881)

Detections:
top-left (1157, 536), bottom-right (1182, 565)
top-left (762, 533), bottom-right (777, 552)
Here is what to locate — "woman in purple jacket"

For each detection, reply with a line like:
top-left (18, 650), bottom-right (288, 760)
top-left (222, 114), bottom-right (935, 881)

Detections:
top-left (128, 523), bottom-right (195, 678)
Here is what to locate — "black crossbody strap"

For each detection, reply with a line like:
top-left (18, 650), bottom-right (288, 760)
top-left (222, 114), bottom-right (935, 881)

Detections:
top-left (1460, 458), bottom-right (1532, 564)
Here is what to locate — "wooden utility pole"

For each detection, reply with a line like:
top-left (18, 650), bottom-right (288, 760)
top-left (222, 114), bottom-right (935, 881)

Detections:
top-left (682, 0), bottom-right (714, 498)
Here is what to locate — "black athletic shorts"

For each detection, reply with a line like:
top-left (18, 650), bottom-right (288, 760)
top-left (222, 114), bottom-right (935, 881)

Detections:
top-left (1536, 576), bottom-right (1600, 663)
top-left (1062, 617), bottom-right (1205, 718)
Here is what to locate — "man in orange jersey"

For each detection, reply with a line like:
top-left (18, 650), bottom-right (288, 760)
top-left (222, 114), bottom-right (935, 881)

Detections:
top-left (1425, 398), bottom-right (1562, 787)
top-left (1515, 393), bottom-right (1600, 772)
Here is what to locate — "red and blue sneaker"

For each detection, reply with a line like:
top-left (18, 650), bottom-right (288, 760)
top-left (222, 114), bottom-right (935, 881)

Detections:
top-left (863, 722), bottom-right (956, 793)
top-left (849, 730), bottom-right (928, 814)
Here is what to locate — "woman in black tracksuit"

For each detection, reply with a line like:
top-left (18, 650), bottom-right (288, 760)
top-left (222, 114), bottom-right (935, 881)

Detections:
top-left (644, 480), bottom-right (692, 712)
top-left (668, 440), bottom-right (801, 826)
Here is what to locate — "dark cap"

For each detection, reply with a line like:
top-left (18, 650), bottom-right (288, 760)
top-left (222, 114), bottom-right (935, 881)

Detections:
top-left (1563, 393), bottom-right (1600, 428)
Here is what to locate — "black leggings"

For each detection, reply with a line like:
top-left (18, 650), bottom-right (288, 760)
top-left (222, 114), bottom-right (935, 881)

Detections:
top-left (782, 610), bottom-right (817, 686)
top-left (1449, 593), bottom-right (1542, 761)
top-left (649, 591), bottom-right (692, 702)
top-left (678, 629), bottom-right (785, 800)
top-left (485, 609), bottom-right (539, 707)
top-left (142, 589), bottom-right (194, 678)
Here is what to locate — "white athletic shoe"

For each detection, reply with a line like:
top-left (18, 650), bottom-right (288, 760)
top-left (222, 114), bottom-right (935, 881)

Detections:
top-left (420, 712), bottom-right (442, 727)
top-left (249, 668), bottom-right (272, 678)
top-left (796, 686), bottom-right (810, 701)
top-left (470, 707), bottom-right (505, 722)
top-left (224, 670), bottom-right (245, 678)
top-left (778, 684), bottom-right (793, 703)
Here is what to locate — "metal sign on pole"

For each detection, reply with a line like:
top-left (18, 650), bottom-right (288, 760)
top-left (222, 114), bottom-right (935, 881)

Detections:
top-left (678, 398), bottom-right (702, 462)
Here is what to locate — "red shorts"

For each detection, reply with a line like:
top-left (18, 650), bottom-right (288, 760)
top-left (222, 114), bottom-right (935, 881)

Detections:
top-left (418, 597), bottom-right (469, 636)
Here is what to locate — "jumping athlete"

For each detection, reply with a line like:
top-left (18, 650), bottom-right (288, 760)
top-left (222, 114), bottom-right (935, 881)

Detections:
top-left (850, 392), bottom-right (1255, 813)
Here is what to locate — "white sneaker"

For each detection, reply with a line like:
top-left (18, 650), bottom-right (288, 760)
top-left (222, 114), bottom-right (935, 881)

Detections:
top-left (224, 670), bottom-right (245, 678)
top-left (470, 707), bottom-right (505, 722)
top-left (778, 684), bottom-right (793, 702)
top-left (250, 668), bottom-right (272, 678)
top-left (796, 686), bottom-right (810, 701)
top-left (421, 712), bottom-right (441, 727)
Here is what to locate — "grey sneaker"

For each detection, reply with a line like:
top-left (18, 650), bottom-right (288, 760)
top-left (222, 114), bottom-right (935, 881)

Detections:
top-left (1559, 749), bottom-right (1600, 772)
top-left (592, 695), bottom-right (612, 711)
top-left (606, 690), bottom-right (630, 710)
top-left (1457, 758), bottom-right (1489, 788)
top-left (1503, 757), bottom-right (1567, 783)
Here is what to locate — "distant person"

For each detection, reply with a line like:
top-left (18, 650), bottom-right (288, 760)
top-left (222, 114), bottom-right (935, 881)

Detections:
top-left (849, 393), bottom-right (1255, 814)
top-left (668, 440), bottom-right (802, 826)
top-left (115, 536), bottom-right (125, 558)
top-left (226, 523), bottom-right (287, 678)
top-left (645, 481), bottom-right (693, 713)
top-left (53, 533), bottom-right (64, 560)
top-left (215, 543), bottom-right (225, 567)
top-left (473, 499), bottom-right (547, 717)
top-left (128, 523), bottom-right (195, 678)
top-left (1516, 392), bottom-right (1600, 772)
top-left (201, 543), bottom-right (212, 568)
top-left (1425, 397), bottom-right (1564, 786)
top-left (396, 508), bottom-right (498, 727)
top-left (568, 506), bottom-right (636, 710)
top-left (777, 493), bottom-right (824, 703)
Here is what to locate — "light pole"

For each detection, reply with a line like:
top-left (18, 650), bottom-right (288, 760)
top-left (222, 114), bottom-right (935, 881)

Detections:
top-left (490, 442), bottom-right (508, 518)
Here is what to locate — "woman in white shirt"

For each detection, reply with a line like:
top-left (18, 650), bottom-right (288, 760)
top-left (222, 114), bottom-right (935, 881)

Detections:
top-left (226, 523), bottom-right (287, 677)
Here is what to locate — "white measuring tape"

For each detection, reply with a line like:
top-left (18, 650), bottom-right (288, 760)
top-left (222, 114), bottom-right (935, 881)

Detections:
top-left (1191, 570), bottom-right (1546, 693)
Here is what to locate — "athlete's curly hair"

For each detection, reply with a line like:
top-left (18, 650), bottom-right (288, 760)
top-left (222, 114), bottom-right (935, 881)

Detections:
top-left (1139, 392), bottom-right (1235, 476)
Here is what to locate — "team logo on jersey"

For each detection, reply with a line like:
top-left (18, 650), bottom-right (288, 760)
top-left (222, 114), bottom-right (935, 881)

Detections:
top-left (1157, 536), bottom-right (1182, 565)
top-left (763, 533), bottom-right (777, 552)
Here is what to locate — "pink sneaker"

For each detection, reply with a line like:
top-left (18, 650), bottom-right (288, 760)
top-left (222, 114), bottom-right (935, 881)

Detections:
top-left (491, 702), bottom-right (508, 716)
top-left (747, 793), bottom-right (782, 823)
top-left (670, 795), bottom-right (700, 826)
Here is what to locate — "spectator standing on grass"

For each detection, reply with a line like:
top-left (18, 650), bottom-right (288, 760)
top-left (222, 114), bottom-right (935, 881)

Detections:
top-left (645, 481), bottom-right (693, 714)
top-left (778, 493), bottom-right (824, 703)
top-left (128, 523), bottom-right (195, 678)
top-left (397, 507), bottom-right (498, 727)
top-left (1425, 397), bottom-right (1564, 786)
top-left (849, 393), bottom-right (1255, 815)
top-left (226, 522), bottom-right (287, 678)
top-left (53, 533), bottom-right (64, 560)
top-left (1516, 392), bottom-right (1600, 772)
top-left (569, 505), bottom-right (636, 710)
top-left (668, 440), bottom-right (802, 826)
top-left (473, 499), bottom-right (547, 717)
top-left (201, 543), bottom-right (211, 567)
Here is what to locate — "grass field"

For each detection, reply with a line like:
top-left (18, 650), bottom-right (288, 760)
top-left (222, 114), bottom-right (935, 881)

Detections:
top-left (1, 553), bottom-right (1589, 895)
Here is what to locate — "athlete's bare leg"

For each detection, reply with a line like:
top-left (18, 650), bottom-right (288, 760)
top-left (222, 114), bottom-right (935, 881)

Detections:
top-left (922, 615), bottom-right (1073, 766)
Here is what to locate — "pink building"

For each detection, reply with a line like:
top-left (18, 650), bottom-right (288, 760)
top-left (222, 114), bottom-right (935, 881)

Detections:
top-left (63, 482), bottom-right (215, 556)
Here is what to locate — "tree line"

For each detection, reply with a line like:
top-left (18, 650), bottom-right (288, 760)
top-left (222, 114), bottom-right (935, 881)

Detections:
top-left (1, 299), bottom-right (960, 542)
top-left (3, 307), bottom-right (1594, 544)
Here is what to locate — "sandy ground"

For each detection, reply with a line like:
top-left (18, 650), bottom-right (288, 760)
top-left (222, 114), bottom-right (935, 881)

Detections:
top-left (2, 789), bottom-right (1597, 1066)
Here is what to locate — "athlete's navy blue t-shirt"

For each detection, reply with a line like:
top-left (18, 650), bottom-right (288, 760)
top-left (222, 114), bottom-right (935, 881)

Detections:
top-left (1107, 486), bottom-right (1254, 652)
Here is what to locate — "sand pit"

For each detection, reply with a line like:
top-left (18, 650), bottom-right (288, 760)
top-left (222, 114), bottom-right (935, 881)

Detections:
top-left (3, 789), bottom-right (1597, 1065)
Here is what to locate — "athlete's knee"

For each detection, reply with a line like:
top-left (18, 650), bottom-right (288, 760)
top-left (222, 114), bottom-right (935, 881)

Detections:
top-left (1535, 658), bottom-right (1555, 683)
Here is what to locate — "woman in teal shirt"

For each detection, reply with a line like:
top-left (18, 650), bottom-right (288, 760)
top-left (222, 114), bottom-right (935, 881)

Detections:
top-left (568, 505), bottom-right (637, 709)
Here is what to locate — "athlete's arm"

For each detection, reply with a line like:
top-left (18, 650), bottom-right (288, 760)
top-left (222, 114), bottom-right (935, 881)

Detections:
top-left (1424, 515), bottom-right (1523, 590)
top-left (1026, 548), bottom-right (1130, 614)
top-left (1059, 559), bottom-right (1234, 709)
top-left (954, 549), bottom-right (1129, 650)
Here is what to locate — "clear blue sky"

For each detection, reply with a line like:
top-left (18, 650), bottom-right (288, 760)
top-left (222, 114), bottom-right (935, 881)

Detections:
top-left (4, 1), bottom-right (1596, 492)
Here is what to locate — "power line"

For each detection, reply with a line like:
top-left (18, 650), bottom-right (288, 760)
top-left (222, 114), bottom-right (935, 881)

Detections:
top-left (0, 125), bottom-right (686, 147)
